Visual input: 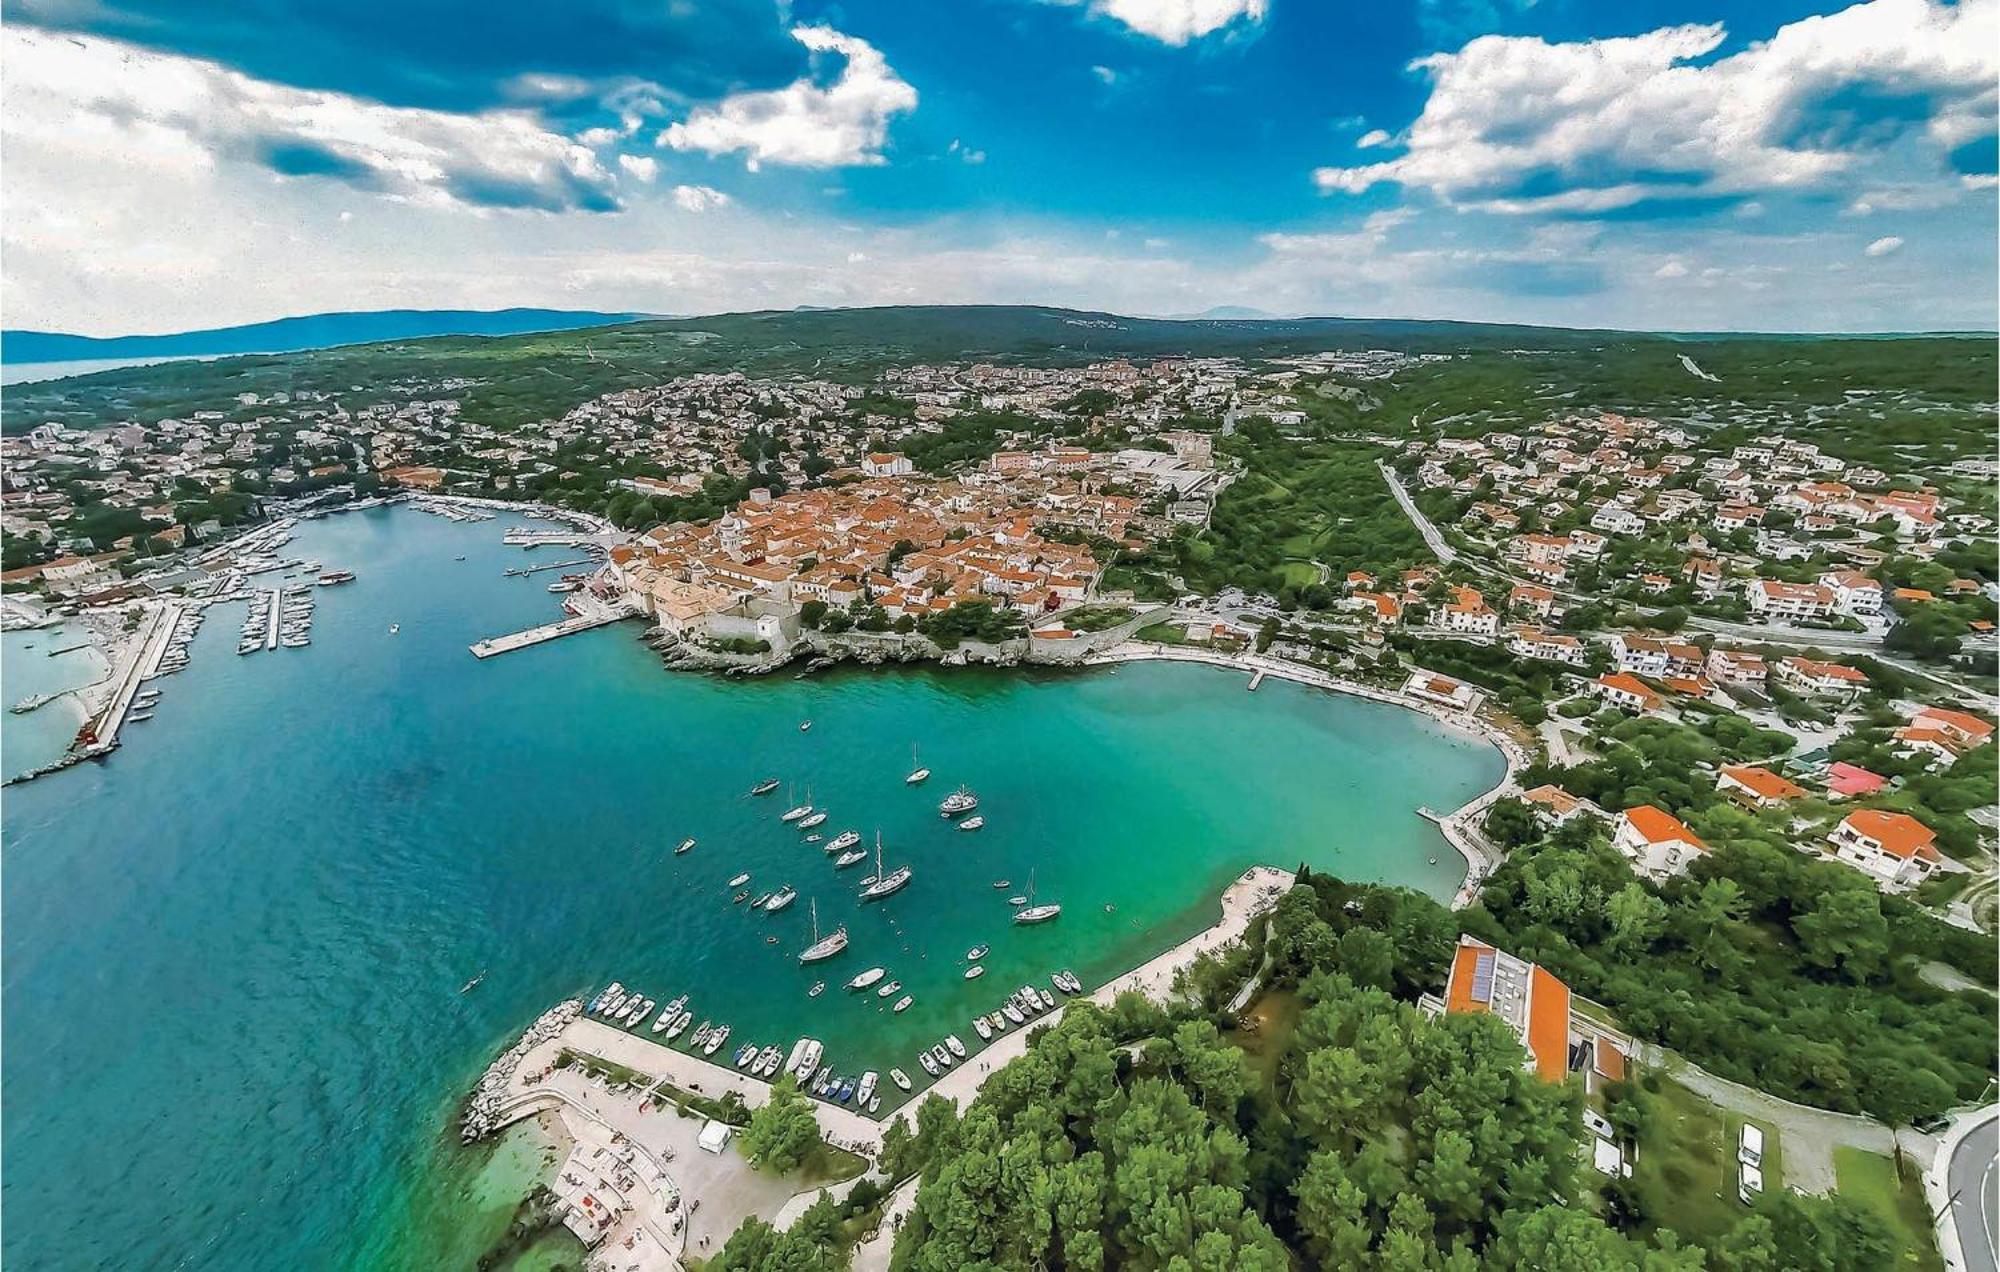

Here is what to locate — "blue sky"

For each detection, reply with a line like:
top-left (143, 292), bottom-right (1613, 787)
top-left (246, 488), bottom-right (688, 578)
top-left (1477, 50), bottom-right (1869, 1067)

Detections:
top-left (5, 0), bottom-right (1994, 333)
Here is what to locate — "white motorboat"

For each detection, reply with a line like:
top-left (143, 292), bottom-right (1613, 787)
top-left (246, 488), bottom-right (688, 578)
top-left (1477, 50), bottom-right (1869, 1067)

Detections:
top-left (966, 945), bottom-right (989, 961)
top-left (964, 966), bottom-right (986, 980)
top-left (958, 816), bottom-right (985, 832)
top-left (893, 995), bottom-right (913, 1013)
top-left (665, 1011), bottom-right (693, 1040)
top-left (857, 1072), bottom-right (879, 1105)
top-left (764, 886), bottom-right (798, 912)
top-left (691, 1021), bottom-right (713, 1047)
top-left (1037, 988), bottom-right (1056, 1010)
top-left (848, 967), bottom-right (886, 991)
top-left (974, 1017), bottom-right (992, 1040)
top-left (890, 1068), bottom-right (913, 1091)
top-left (932, 1044), bottom-right (954, 1069)
top-left (729, 873), bottom-right (752, 888)
top-left (834, 849), bottom-right (867, 869)
top-left (876, 980), bottom-right (901, 998)
top-left (919, 1052), bottom-right (938, 1077)
top-left (703, 1025), bottom-right (731, 1056)
top-left (675, 837), bottom-right (696, 855)
top-left (945, 1035), bottom-right (966, 1059)
top-left (799, 811), bottom-right (828, 830)
top-left (938, 786), bottom-right (978, 817)
top-left (826, 830), bottom-right (862, 853)
top-left (1002, 1001), bottom-right (1024, 1025)
top-left (750, 777), bottom-right (780, 796)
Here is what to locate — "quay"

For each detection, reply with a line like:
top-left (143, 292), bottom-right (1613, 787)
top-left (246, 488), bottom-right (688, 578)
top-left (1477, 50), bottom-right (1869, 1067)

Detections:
top-left (503, 557), bottom-right (595, 578)
top-left (469, 597), bottom-right (641, 659)
top-left (1248, 669), bottom-right (1266, 690)
top-left (468, 865), bottom-right (1297, 1267)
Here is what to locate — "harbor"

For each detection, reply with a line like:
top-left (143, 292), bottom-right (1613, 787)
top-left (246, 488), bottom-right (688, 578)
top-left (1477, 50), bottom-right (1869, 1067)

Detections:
top-left (0, 502), bottom-right (1503, 1269)
top-left (461, 866), bottom-right (1295, 1265)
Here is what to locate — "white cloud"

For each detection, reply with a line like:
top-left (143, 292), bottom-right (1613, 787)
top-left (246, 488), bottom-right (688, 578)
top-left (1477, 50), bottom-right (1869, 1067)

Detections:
top-left (947, 139), bottom-right (987, 165)
top-left (1865, 235), bottom-right (1905, 256)
top-left (3, 27), bottom-right (620, 214)
top-left (671, 184), bottom-right (731, 213)
top-left (1315, 0), bottom-right (1998, 214)
top-left (1356, 129), bottom-right (1392, 149)
top-left (1092, 65), bottom-right (1120, 85)
top-left (1654, 259), bottom-right (1690, 278)
top-left (617, 155), bottom-right (659, 183)
top-left (1090, 0), bottom-right (1267, 44)
top-left (661, 26), bottom-right (917, 170)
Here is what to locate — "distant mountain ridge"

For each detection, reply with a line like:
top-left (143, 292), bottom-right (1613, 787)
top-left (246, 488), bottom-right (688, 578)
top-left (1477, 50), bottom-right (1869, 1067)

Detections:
top-left (1, 308), bottom-right (647, 364)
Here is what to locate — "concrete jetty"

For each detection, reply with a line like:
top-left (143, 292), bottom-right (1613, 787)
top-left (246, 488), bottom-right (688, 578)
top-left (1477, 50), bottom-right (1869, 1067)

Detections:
top-left (470, 598), bottom-right (640, 659)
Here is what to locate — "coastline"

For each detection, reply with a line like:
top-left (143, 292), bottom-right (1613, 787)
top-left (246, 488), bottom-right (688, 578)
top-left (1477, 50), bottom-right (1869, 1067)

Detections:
top-left (1084, 643), bottom-right (1526, 909)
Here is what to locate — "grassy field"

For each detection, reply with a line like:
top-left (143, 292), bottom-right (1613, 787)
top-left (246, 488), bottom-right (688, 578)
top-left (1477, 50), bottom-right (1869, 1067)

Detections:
top-left (1833, 1147), bottom-right (1944, 1271)
top-left (1629, 1072), bottom-right (1779, 1245)
top-left (1133, 621), bottom-right (1189, 645)
top-left (1227, 988), bottom-right (1302, 1091)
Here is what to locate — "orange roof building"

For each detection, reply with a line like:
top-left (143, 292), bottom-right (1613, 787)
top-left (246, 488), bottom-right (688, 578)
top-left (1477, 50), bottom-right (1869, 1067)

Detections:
top-left (1439, 936), bottom-right (1574, 1083)
top-left (1717, 764), bottom-right (1808, 807)
top-left (1830, 809), bottom-right (1948, 890)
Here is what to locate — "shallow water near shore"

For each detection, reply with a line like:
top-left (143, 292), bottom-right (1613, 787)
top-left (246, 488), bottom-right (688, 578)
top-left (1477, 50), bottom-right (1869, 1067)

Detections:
top-left (1, 504), bottom-right (1501, 1268)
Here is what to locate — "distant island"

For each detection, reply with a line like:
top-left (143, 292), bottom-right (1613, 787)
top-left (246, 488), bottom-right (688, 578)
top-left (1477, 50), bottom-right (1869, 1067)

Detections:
top-left (1, 308), bottom-right (648, 365)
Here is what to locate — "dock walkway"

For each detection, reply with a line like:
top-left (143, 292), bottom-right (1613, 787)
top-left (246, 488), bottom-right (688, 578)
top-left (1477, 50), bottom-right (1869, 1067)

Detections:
top-left (470, 598), bottom-right (640, 659)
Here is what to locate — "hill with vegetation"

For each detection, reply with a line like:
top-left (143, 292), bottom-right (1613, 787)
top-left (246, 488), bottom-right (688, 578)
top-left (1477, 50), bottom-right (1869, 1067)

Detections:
top-left (9, 305), bottom-right (1991, 447)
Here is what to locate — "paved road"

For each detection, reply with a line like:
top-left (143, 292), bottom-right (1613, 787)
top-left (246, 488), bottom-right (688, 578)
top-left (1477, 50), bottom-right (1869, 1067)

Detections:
top-left (1683, 615), bottom-right (1885, 652)
top-left (1951, 1114), bottom-right (1999, 1272)
top-left (1377, 461), bottom-right (1458, 565)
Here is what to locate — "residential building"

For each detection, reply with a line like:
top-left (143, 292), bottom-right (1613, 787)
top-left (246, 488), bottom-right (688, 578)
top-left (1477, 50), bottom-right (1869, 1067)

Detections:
top-left (1428, 936), bottom-right (1573, 1083)
top-left (1775, 656), bottom-right (1867, 700)
top-left (1594, 673), bottom-right (1661, 714)
top-left (1717, 765), bottom-right (1807, 808)
top-left (1402, 671), bottom-right (1484, 713)
top-left (1828, 809), bottom-right (1946, 890)
top-left (1614, 805), bottom-right (1707, 879)
top-left (1746, 579), bottom-right (1835, 621)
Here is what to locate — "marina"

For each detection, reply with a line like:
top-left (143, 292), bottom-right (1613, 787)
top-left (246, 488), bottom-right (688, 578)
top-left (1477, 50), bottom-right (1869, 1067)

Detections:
top-left (0, 504), bottom-right (1503, 1269)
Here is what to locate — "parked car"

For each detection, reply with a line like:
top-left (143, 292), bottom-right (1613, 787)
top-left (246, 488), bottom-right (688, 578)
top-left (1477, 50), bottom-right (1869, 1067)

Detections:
top-left (1738, 1162), bottom-right (1764, 1205)
top-left (1738, 1123), bottom-right (1764, 1168)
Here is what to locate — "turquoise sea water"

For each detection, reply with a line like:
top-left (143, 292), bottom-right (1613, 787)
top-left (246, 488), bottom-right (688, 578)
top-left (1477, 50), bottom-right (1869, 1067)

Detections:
top-left (0, 506), bottom-right (1501, 1268)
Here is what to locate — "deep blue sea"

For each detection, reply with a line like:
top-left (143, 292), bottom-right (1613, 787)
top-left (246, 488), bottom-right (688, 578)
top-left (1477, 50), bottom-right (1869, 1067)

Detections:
top-left (0, 505), bottom-right (1501, 1268)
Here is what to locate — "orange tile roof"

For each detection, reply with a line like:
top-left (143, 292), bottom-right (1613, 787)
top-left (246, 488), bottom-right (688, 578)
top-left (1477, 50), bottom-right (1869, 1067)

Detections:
top-left (1526, 967), bottom-right (1571, 1083)
top-left (1842, 809), bottom-right (1939, 861)
top-left (1622, 804), bottom-right (1706, 849)
top-left (1720, 764), bottom-right (1807, 802)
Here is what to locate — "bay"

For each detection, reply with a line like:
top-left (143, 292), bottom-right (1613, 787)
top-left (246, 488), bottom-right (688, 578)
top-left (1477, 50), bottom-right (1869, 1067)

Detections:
top-left (0, 504), bottom-right (1501, 1268)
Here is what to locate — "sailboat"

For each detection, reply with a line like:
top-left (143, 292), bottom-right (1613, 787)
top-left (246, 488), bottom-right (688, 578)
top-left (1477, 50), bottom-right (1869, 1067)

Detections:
top-left (798, 899), bottom-right (849, 963)
top-left (906, 745), bottom-right (930, 785)
top-left (1014, 868), bottom-right (1062, 925)
top-left (859, 833), bottom-right (912, 901)
top-left (781, 784), bottom-right (813, 823)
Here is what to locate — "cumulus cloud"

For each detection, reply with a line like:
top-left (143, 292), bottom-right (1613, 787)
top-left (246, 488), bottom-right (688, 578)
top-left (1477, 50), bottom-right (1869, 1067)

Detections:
top-left (617, 155), bottom-right (659, 183)
top-left (661, 26), bottom-right (916, 170)
top-left (1315, 0), bottom-right (1998, 214)
top-left (3, 27), bottom-right (621, 214)
top-left (1654, 259), bottom-right (1690, 278)
top-left (1356, 129), bottom-right (1392, 149)
top-left (1090, 0), bottom-right (1267, 44)
top-left (1865, 235), bottom-right (1904, 256)
top-left (947, 139), bottom-right (987, 164)
top-left (672, 184), bottom-right (731, 213)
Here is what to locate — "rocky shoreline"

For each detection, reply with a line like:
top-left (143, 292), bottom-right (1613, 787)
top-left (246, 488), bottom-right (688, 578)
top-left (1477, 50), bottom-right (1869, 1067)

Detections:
top-left (461, 999), bottom-right (582, 1142)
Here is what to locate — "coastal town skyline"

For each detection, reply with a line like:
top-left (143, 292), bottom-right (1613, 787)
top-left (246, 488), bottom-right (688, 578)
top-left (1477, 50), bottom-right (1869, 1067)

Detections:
top-left (3, 1), bottom-right (1996, 1269)
top-left (5, 0), bottom-right (1998, 335)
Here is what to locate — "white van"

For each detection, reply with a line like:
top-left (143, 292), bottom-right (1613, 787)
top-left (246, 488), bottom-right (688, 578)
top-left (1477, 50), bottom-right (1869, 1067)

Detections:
top-left (1738, 1123), bottom-right (1764, 1168)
